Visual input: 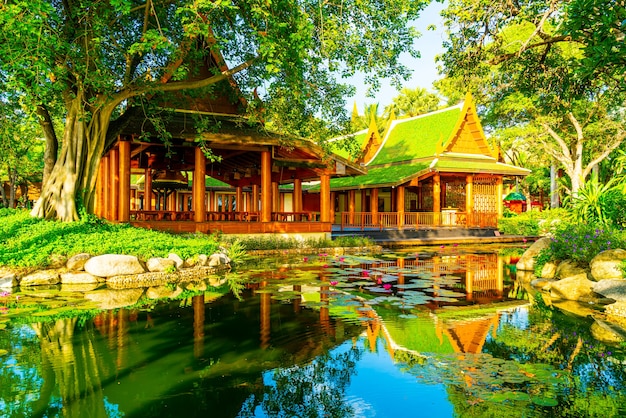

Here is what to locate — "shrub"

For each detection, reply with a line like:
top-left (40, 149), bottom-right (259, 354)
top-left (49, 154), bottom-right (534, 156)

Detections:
top-left (546, 222), bottom-right (626, 265)
top-left (498, 208), bottom-right (570, 236)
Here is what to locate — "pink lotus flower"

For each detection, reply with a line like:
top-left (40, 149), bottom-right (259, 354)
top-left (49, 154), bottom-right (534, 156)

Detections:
top-left (440, 245), bottom-right (445, 249)
top-left (303, 257), bottom-right (308, 262)
top-left (363, 271), bottom-right (370, 277)
top-left (383, 284), bottom-right (392, 290)
top-left (339, 257), bottom-right (345, 262)
top-left (330, 281), bottom-right (338, 286)
top-left (377, 278), bottom-right (383, 285)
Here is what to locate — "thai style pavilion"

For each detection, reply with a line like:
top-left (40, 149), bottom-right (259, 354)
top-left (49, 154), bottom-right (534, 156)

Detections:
top-left (93, 47), bottom-right (364, 237)
top-left (326, 93), bottom-right (531, 230)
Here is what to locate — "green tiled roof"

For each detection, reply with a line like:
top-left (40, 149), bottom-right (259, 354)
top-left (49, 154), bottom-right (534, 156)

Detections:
top-left (370, 107), bottom-right (461, 165)
top-left (434, 159), bottom-right (531, 176)
top-left (327, 162), bottom-right (431, 190)
top-left (329, 131), bottom-right (368, 160)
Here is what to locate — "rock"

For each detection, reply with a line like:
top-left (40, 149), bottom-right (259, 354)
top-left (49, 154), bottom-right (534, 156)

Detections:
top-left (208, 253), bottom-right (230, 267)
top-left (591, 319), bottom-right (626, 343)
top-left (531, 278), bottom-right (557, 290)
top-left (85, 288), bottom-right (144, 309)
top-left (592, 279), bottom-right (626, 302)
top-left (0, 271), bottom-right (17, 289)
top-left (549, 273), bottom-right (596, 301)
top-left (606, 301), bottom-right (626, 322)
top-left (556, 260), bottom-right (587, 279)
top-left (197, 254), bottom-right (209, 266)
top-left (84, 254), bottom-right (145, 277)
top-left (167, 253), bottom-right (185, 269)
top-left (48, 254), bottom-right (68, 269)
top-left (146, 286), bottom-right (183, 300)
top-left (185, 282), bottom-right (207, 292)
top-left (20, 269), bottom-right (61, 286)
top-left (66, 253), bottom-right (92, 271)
top-left (590, 249), bottom-right (626, 281)
top-left (540, 261), bottom-right (558, 279)
top-left (146, 257), bottom-right (177, 273)
top-left (516, 237), bottom-right (551, 271)
top-left (185, 256), bottom-right (198, 268)
top-left (60, 272), bottom-right (100, 284)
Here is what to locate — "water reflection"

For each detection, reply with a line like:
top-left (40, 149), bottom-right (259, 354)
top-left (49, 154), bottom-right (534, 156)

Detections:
top-left (1, 249), bottom-right (625, 417)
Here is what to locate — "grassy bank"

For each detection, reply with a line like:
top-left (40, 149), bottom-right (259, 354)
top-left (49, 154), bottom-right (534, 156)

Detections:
top-left (0, 209), bottom-right (376, 268)
top-left (0, 208), bottom-right (221, 268)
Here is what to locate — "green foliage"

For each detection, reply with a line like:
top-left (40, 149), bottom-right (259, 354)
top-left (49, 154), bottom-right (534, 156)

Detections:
top-left (0, 209), bottom-right (219, 267)
top-left (533, 248), bottom-right (553, 277)
top-left (225, 239), bottom-right (248, 264)
top-left (498, 208), bottom-right (570, 236)
top-left (567, 173), bottom-right (626, 228)
top-left (546, 223), bottom-right (626, 265)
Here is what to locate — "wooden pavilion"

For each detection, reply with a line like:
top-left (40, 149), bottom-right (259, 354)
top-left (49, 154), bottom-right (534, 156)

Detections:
top-left (93, 45), bottom-right (364, 237)
top-left (324, 93), bottom-right (531, 231)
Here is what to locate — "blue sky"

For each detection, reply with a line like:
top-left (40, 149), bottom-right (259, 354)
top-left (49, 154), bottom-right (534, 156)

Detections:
top-left (343, 1), bottom-right (447, 113)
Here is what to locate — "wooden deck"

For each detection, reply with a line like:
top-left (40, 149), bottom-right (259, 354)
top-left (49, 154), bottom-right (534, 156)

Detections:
top-left (130, 219), bottom-right (332, 234)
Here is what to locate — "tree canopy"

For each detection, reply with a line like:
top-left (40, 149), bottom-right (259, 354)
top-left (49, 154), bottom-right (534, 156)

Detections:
top-left (0, 0), bottom-right (431, 221)
top-left (439, 0), bottom-right (626, 196)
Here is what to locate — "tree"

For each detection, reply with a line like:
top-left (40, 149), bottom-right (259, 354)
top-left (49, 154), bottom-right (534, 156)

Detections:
top-left (383, 86), bottom-right (440, 118)
top-left (0, 0), bottom-right (431, 221)
top-left (439, 0), bottom-right (626, 196)
top-left (0, 103), bottom-right (43, 208)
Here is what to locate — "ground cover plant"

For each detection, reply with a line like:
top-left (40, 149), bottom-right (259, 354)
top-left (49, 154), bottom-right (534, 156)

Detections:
top-left (0, 208), bottom-right (220, 268)
top-left (498, 208), bottom-right (571, 236)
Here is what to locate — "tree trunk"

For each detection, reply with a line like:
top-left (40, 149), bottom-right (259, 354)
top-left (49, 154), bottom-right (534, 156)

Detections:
top-left (31, 93), bottom-right (113, 221)
top-left (36, 105), bottom-right (59, 188)
top-left (0, 180), bottom-right (7, 208)
top-left (9, 169), bottom-right (17, 208)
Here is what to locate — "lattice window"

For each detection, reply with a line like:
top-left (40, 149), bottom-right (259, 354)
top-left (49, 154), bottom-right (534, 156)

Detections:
top-left (420, 183), bottom-right (433, 211)
top-left (405, 190), bottom-right (419, 211)
top-left (444, 179), bottom-right (466, 209)
top-left (473, 176), bottom-right (497, 213)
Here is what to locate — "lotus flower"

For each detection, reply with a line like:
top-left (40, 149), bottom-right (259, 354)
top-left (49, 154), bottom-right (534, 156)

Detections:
top-left (383, 284), bottom-right (392, 290)
top-left (330, 281), bottom-right (338, 286)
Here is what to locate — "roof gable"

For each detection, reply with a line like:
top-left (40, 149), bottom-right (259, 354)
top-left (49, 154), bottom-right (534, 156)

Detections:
top-left (442, 92), bottom-right (496, 158)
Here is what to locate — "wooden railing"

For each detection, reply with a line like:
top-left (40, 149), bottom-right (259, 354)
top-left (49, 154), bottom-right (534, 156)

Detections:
top-left (338, 211), bottom-right (498, 231)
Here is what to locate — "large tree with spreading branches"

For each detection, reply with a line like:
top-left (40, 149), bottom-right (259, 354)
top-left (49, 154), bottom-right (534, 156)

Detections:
top-left (439, 0), bottom-right (626, 196)
top-left (0, 0), bottom-right (431, 221)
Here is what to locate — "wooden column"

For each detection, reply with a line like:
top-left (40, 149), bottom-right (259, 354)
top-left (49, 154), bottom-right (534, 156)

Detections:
top-left (330, 192), bottom-right (336, 223)
top-left (433, 174), bottom-right (441, 226)
top-left (95, 157), bottom-right (106, 217)
top-left (118, 141), bottom-right (131, 222)
top-left (348, 190), bottom-right (356, 224)
top-left (370, 188), bottom-right (379, 225)
top-left (252, 184), bottom-right (259, 212)
top-left (236, 186), bottom-right (243, 213)
top-left (208, 191), bottom-right (214, 212)
top-left (272, 181), bottom-right (280, 213)
top-left (293, 178), bottom-right (302, 212)
top-left (193, 147), bottom-right (206, 223)
top-left (320, 173), bottom-right (331, 222)
top-left (466, 174), bottom-right (473, 227)
top-left (144, 168), bottom-right (153, 211)
top-left (496, 176), bottom-right (503, 219)
top-left (261, 151), bottom-right (272, 222)
top-left (396, 185), bottom-right (405, 228)
top-left (109, 148), bottom-right (119, 221)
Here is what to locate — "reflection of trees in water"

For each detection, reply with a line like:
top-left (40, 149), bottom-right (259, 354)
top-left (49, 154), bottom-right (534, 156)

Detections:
top-left (30, 317), bottom-right (112, 418)
top-left (238, 347), bottom-right (362, 418)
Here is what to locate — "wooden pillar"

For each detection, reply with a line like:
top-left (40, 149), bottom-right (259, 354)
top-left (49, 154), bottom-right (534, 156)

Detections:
top-left (208, 191), bottom-right (214, 212)
top-left (236, 186), bottom-right (243, 213)
top-left (193, 147), bottom-right (206, 222)
top-left (433, 174), bottom-right (441, 226)
top-left (348, 190), bottom-right (356, 224)
top-left (396, 185), bottom-right (405, 227)
top-left (330, 192), bottom-right (336, 223)
top-left (272, 181), bottom-right (280, 213)
top-left (118, 141), bottom-right (131, 222)
top-left (320, 173), bottom-right (331, 223)
top-left (95, 157), bottom-right (106, 217)
top-left (109, 148), bottom-right (119, 221)
top-left (252, 184), bottom-right (259, 212)
top-left (261, 151), bottom-right (272, 222)
top-left (466, 174), bottom-right (473, 227)
top-left (293, 178), bottom-right (302, 212)
top-left (370, 188), bottom-right (379, 225)
top-left (360, 190), bottom-right (367, 212)
top-left (496, 176), bottom-right (503, 219)
top-left (144, 168), bottom-right (153, 211)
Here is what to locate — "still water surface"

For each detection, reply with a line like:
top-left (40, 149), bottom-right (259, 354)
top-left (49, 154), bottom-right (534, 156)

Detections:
top-left (1, 245), bottom-right (625, 417)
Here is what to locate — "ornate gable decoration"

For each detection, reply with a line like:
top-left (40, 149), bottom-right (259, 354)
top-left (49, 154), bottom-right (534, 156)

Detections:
top-left (442, 92), bottom-right (497, 159)
top-left (358, 116), bottom-right (383, 165)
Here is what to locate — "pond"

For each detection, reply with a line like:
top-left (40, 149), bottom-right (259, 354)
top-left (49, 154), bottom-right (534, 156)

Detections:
top-left (1, 244), bottom-right (625, 417)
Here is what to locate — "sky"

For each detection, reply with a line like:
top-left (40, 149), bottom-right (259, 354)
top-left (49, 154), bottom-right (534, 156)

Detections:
top-left (343, 1), bottom-right (447, 113)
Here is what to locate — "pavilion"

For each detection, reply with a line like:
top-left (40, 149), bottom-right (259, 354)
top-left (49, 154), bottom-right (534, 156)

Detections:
top-left (322, 93), bottom-right (531, 231)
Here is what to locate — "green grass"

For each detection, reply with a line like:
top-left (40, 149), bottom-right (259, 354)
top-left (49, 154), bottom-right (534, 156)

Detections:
top-left (0, 208), bottom-right (220, 268)
top-left (222, 234), bottom-right (375, 251)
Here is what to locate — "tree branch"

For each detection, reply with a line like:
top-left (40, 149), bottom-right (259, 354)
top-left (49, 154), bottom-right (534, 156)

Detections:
top-left (489, 35), bottom-right (573, 65)
top-left (542, 122), bottom-right (572, 162)
top-left (517, 0), bottom-right (559, 56)
top-left (582, 133), bottom-right (625, 179)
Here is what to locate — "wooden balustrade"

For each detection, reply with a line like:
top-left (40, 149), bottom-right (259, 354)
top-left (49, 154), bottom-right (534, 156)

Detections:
top-left (338, 211), bottom-right (498, 230)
